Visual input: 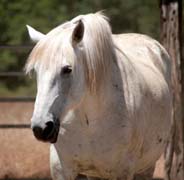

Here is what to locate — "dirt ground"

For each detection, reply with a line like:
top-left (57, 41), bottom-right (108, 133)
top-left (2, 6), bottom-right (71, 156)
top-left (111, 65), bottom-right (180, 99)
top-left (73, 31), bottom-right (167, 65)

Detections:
top-left (0, 102), bottom-right (165, 179)
top-left (0, 102), bottom-right (50, 179)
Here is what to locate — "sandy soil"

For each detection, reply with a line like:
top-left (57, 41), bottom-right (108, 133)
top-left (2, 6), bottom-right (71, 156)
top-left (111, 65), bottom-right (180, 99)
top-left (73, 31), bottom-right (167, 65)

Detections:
top-left (0, 129), bottom-right (50, 179)
top-left (0, 102), bottom-right (34, 124)
top-left (0, 102), bottom-right (165, 179)
top-left (0, 102), bottom-right (50, 179)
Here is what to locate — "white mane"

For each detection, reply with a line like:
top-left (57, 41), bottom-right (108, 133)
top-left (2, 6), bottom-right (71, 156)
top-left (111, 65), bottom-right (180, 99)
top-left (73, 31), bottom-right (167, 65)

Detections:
top-left (25, 12), bottom-right (116, 92)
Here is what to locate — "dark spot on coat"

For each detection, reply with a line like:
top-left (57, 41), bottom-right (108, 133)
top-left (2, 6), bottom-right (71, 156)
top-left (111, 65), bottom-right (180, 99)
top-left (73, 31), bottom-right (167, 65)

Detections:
top-left (113, 83), bottom-right (122, 92)
top-left (113, 84), bottom-right (118, 88)
top-left (85, 114), bottom-right (89, 126)
top-left (157, 136), bottom-right (163, 144)
top-left (78, 144), bottom-right (82, 148)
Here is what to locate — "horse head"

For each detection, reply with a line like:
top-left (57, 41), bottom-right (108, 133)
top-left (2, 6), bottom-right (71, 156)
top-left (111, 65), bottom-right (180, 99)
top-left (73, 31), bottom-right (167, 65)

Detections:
top-left (26, 20), bottom-right (86, 143)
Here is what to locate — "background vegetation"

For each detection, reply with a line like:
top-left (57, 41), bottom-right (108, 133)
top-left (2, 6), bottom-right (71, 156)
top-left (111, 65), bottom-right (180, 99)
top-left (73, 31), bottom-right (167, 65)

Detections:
top-left (0, 0), bottom-right (183, 97)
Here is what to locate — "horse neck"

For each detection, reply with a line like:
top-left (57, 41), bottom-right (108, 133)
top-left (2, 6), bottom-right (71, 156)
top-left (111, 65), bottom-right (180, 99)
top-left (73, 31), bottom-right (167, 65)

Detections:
top-left (78, 58), bottom-right (121, 122)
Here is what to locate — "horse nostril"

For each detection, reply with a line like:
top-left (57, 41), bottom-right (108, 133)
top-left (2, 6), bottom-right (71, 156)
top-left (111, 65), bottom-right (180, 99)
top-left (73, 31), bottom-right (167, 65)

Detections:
top-left (43, 121), bottom-right (54, 139)
top-left (32, 126), bottom-right (43, 140)
top-left (31, 120), bottom-right (58, 142)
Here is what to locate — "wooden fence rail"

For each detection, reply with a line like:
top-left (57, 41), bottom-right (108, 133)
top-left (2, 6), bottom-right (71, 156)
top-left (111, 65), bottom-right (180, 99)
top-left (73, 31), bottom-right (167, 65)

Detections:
top-left (0, 97), bottom-right (35, 102)
top-left (0, 97), bottom-right (34, 128)
top-left (0, 124), bottom-right (30, 129)
top-left (0, 46), bottom-right (34, 128)
top-left (0, 72), bottom-right (25, 77)
top-left (0, 44), bottom-right (51, 180)
top-left (0, 45), bottom-right (33, 50)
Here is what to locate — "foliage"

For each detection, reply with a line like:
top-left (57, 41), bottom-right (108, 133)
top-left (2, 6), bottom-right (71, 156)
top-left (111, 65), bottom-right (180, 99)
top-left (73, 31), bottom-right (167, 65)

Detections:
top-left (0, 0), bottom-right (182, 96)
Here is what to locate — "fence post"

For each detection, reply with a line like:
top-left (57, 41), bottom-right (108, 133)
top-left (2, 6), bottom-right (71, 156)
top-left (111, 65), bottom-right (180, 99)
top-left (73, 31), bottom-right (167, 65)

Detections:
top-left (160, 0), bottom-right (184, 180)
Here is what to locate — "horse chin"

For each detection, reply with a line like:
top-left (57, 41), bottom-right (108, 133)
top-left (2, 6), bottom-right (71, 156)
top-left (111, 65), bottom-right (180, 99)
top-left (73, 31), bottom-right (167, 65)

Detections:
top-left (48, 130), bottom-right (59, 143)
top-left (47, 123), bottom-right (60, 144)
top-left (35, 129), bottom-right (59, 143)
top-left (48, 117), bottom-right (60, 143)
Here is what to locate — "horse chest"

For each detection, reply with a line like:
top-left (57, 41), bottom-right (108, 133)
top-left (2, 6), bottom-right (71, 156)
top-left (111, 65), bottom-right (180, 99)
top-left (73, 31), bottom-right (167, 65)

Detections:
top-left (61, 134), bottom-right (124, 178)
top-left (58, 118), bottom-right (131, 177)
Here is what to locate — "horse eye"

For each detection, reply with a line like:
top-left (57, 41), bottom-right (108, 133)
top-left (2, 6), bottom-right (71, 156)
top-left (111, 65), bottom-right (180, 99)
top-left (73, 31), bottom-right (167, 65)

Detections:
top-left (61, 65), bottom-right (72, 75)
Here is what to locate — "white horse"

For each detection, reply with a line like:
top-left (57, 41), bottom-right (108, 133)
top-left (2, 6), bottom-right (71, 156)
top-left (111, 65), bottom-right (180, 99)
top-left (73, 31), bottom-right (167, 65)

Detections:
top-left (26, 12), bottom-right (172, 180)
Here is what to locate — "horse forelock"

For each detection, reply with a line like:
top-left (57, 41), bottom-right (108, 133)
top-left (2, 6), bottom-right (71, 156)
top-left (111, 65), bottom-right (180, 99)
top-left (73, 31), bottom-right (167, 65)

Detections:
top-left (25, 22), bottom-right (74, 73)
top-left (25, 12), bottom-right (116, 92)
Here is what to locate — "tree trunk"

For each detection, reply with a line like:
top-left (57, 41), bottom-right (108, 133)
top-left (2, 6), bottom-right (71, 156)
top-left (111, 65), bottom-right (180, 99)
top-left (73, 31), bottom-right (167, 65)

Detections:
top-left (160, 0), bottom-right (184, 180)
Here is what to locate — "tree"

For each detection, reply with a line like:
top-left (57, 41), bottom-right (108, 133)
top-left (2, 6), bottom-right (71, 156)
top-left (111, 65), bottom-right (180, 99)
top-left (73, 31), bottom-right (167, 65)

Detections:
top-left (0, 0), bottom-right (161, 96)
top-left (160, 0), bottom-right (184, 180)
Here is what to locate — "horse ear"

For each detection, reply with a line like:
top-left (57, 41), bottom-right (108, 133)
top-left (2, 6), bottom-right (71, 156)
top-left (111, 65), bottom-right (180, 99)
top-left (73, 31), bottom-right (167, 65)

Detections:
top-left (26, 25), bottom-right (45, 43)
top-left (72, 20), bottom-right (84, 45)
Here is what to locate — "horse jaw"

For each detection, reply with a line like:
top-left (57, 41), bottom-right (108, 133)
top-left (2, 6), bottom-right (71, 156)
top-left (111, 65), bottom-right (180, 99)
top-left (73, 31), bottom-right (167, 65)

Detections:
top-left (26, 25), bottom-right (45, 43)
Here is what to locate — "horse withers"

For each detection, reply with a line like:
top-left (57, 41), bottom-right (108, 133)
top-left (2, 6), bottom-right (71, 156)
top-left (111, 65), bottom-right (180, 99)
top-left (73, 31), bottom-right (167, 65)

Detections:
top-left (26, 12), bottom-right (172, 180)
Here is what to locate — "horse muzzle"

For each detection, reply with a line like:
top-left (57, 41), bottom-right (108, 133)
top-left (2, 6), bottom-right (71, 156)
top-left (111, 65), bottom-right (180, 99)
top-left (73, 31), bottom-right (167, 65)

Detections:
top-left (31, 116), bottom-right (60, 143)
